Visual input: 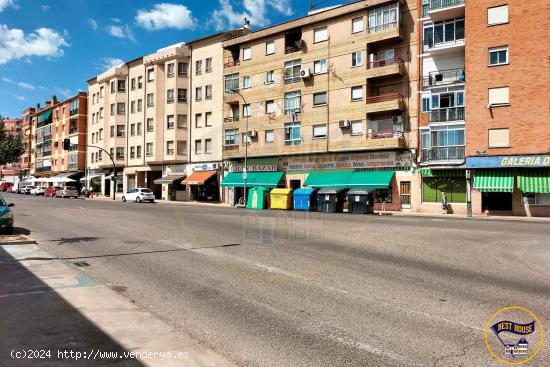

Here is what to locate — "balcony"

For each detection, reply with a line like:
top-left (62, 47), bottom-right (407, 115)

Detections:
top-left (365, 93), bottom-right (405, 114)
top-left (284, 45), bottom-right (302, 54)
top-left (424, 36), bottom-right (465, 55)
top-left (366, 22), bottom-right (402, 44)
top-left (425, 0), bottom-right (465, 21)
top-left (421, 146), bottom-right (465, 162)
top-left (366, 57), bottom-right (404, 80)
top-left (428, 107), bottom-right (465, 123)
top-left (36, 166), bottom-right (52, 173)
top-left (224, 116), bottom-right (240, 123)
top-left (69, 128), bottom-right (78, 135)
top-left (224, 60), bottom-right (240, 68)
top-left (422, 68), bottom-right (465, 88)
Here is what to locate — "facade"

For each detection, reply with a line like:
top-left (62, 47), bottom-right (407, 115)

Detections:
top-left (465, 0), bottom-right (550, 216)
top-left (30, 93), bottom-right (88, 180)
top-left (220, 0), bottom-right (419, 210)
top-left (20, 108), bottom-right (35, 178)
top-left (0, 118), bottom-right (23, 181)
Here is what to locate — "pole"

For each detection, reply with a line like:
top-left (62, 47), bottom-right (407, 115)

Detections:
top-left (79, 144), bottom-right (117, 201)
top-left (466, 169), bottom-right (472, 217)
top-left (231, 89), bottom-right (249, 207)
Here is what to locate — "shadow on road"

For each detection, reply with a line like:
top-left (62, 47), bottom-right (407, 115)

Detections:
top-left (54, 237), bottom-right (102, 245)
top-left (13, 227), bottom-right (31, 235)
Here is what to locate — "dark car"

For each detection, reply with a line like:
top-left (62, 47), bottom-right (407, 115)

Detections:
top-left (0, 194), bottom-right (15, 234)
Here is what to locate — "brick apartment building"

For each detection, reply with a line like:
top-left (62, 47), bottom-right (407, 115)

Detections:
top-left (0, 118), bottom-right (23, 181)
top-left (465, 0), bottom-right (550, 216)
top-left (20, 108), bottom-right (35, 178)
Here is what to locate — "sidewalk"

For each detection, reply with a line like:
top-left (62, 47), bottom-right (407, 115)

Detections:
top-left (87, 195), bottom-right (231, 208)
top-left (0, 237), bottom-right (236, 367)
top-left (375, 210), bottom-right (550, 223)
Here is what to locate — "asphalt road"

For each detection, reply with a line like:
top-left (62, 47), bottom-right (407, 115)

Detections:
top-left (6, 194), bottom-right (550, 367)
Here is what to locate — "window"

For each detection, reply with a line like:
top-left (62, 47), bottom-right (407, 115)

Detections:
top-left (351, 86), bottom-right (363, 101)
top-left (130, 123), bottom-right (136, 136)
top-left (352, 17), bottom-right (364, 33)
top-left (116, 147), bottom-right (124, 159)
top-left (98, 128), bottom-right (103, 140)
top-left (110, 103), bottom-right (115, 116)
top-left (284, 91), bottom-right (301, 114)
top-left (204, 139), bottom-right (212, 154)
top-left (243, 47), bottom-right (251, 60)
top-left (266, 40), bottom-right (275, 55)
top-left (195, 60), bottom-right (202, 75)
top-left (241, 133), bottom-right (251, 145)
top-left (205, 112), bottom-right (212, 127)
top-left (137, 76), bottom-right (143, 89)
top-left (177, 114), bottom-right (187, 128)
top-left (313, 124), bottom-right (327, 139)
top-left (117, 80), bottom-right (126, 92)
top-left (265, 130), bottom-right (274, 143)
top-left (522, 193), bottom-right (550, 206)
top-left (195, 87), bottom-right (202, 101)
top-left (351, 120), bottom-right (363, 135)
top-left (167, 115), bottom-right (175, 129)
top-left (166, 141), bottom-right (174, 155)
top-left (422, 96), bottom-right (430, 112)
top-left (137, 122), bottom-right (142, 135)
top-left (147, 93), bottom-right (154, 107)
top-left (313, 92), bottom-right (327, 106)
top-left (117, 103), bottom-right (125, 115)
top-left (422, 177), bottom-right (466, 203)
top-left (224, 129), bottom-right (239, 146)
top-left (110, 126), bottom-right (115, 138)
top-left (489, 46), bottom-right (508, 66)
top-left (147, 68), bottom-right (154, 82)
top-left (423, 18), bottom-right (464, 50)
top-left (242, 104), bottom-right (251, 117)
top-left (284, 59), bottom-right (301, 83)
top-left (488, 5), bottom-right (508, 25)
top-left (147, 118), bottom-right (154, 132)
top-left (314, 59), bottom-right (328, 74)
top-left (110, 81), bottom-right (115, 93)
top-left (195, 139), bottom-right (203, 154)
top-left (488, 87), bottom-right (510, 106)
top-left (265, 70), bottom-right (275, 84)
top-left (224, 73), bottom-right (239, 93)
top-left (167, 63), bottom-right (175, 78)
top-left (131, 101), bottom-right (135, 114)
top-left (352, 51), bottom-right (363, 67)
top-left (146, 143), bottom-right (153, 157)
top-left (136, 145), bottom-right (141, 158)
top-left (137, 99), bottom-right (142, 112)
top-left (488, 128), bottom-right (509, 148)
top-left (99, 86), bottom-right (104, 97)
top-left (167, 89), bottom-right (174, 103)
top-left (243, 76), bottom-right (251, 89)
top-left (314, 27), bottom-right (328, 43)
top-left (195, 113), bottom-right (202, 128)
top-left (178, 62), bottom-right (187, 76)
top-left (284, 122), bottom-right (301, 146)
top-left (204, 57), bottom-right (212, 73)
top-left (99, 107), bottom-right (103, 118)
top-left (368, 2), bottom-right (398, 33)
top-left (116, 125), bottom-right (125, 137)
top-left (178, 89), bottom-right (187, 102)
top-left (205, 85), bottom-right (212, 99)
top-left (131, 78), bottom-right (136, 90)
top-left (265, 100), bottom-right (276, 114)
top-left (130, 146), bottom-right (135, 159)
top-left (177, 141), bottom-right (186, 155)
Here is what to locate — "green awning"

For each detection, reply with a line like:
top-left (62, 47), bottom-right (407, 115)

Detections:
top-left (474, 169), bottom-right (514, 192)
top-left (38, 110), bottom-right (52, 122)
top-left (348, 171), bottom-right (395, 189)
top-left (304, 171), bottom-right (353, 189)
top-left (517, 169), bottom-right (550, 193)
top-left (221, 171), bottom-right (284, 188)
top-left (420, 169), bottom-right (465, 177)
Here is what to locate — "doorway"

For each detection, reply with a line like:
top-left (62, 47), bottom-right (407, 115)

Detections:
top-left (482, 192), bottom-right (513, 212)
top-left (290, 179), bottom-right (301, 189)
top-left (400, 181), bottom-right (411, 209)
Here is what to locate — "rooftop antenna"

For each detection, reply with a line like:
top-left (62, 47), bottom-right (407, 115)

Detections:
top-left (309, 0), bottom-right (331, 11)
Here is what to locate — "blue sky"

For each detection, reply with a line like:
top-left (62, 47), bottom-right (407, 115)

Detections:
top-left (0, 0), bottom-right (347, 119)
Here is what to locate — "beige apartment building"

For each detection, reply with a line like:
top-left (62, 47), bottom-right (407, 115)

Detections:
top-left (86, 44), bottom-right (191, 199)
top-left (220, 0), bottom-right (419, 210)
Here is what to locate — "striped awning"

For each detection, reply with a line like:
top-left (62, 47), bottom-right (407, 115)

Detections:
top-left (473, 169), bottom-right (514, 192)
top-left (517, 169), bottom-right (550, 193)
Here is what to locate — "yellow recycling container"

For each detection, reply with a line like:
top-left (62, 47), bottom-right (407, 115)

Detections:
top-left (270, 188), bottom-right (293, 210)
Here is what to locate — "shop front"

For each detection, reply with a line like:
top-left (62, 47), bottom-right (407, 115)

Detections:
top-left (221, 170), bottom-right (284, 206)
top-left (467, 154), bottom-right (550, 217)
top-left (184, 163), bottom-right (222, 202)
top-left (415, 169), bottom-right (467, 215)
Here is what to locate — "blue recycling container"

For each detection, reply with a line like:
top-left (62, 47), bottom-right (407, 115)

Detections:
top-left (293, 188), bottom-right (317, 211)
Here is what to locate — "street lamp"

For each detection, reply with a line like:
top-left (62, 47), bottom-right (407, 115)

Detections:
top-left (231, 89), bottom-right (249, 207)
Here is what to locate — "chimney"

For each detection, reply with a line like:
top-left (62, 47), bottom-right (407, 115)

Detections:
top-left (243, 18), bottom-right (250, 30)
top-left (36, 103), bottom-right (40, 110)
top-left (45, 100), bottom-right (51, 108)
top-left (51, 95), bottom-right (57, 105)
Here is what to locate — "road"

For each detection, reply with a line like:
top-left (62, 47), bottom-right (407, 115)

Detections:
top-left (6, 194), bottom-right (550, 367)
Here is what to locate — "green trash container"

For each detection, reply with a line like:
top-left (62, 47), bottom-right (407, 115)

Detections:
top-left (247, 187), bottom-right (270, 209)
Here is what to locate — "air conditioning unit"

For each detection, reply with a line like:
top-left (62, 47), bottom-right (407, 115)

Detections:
top-left (392, 116), bottom-right (404, 124)
top-left (300, 68), bottom-right (311, 79)
top-left (339, 120), bottom-right (351, 128)
top-left (248, 130), bottom-right (258, 138)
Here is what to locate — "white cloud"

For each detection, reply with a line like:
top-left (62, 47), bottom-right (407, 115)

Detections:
top-left (87, 18), bottom-right (98, 31)
top-left (99, 57), bottom-right (124, 70)
top-left (0, 24), bottom-right (69, 64)
top-left (110, 17), bottom-right (121, 23)
top-left (55, 88), bottom-right (71, 98)
top-left (106, 24), bottom-right (136, 42)
top-left (17, 81), bottom-right (34, 90)
top-left (0, 0), bottom-right (16, 12)
top-left (135, 3), bottom-right (195, 31)
top-left (40, 4), bottom-right (49, 11)
top-left (15, 95), bottom-right (25, 101)
top-left (211, 0), bottom-right (293, 31)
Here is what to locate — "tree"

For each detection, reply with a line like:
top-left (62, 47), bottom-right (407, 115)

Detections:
top-left (0, 126), bottom-right (25, 166)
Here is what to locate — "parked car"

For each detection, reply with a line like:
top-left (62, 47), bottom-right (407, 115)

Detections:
top-left (30, 187), bottom-right (46, 196)
top-left (0, 182), bottom-right (14, 192)
top-left (122, 188), bottom-right (155, 203)
top-left (0, 194), bottom-right (14, 234)
top-left (55, 187), bottom-right (79, 198)
top-left (44, 186), bottom-right (62, 197)
top-left (21, 186), bottom-right (36, 195)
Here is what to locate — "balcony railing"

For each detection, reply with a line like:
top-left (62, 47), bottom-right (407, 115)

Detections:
top-left (224, 116), bottom-right (240, 123)
top-left (368, 21), bottom-right (398, 34)
top-left (365, 93), bottom-right (403, 104)
top-left (367, 57), bottom-right (404, 69)
top-left (36, 166), bottom-right (52, 173)
top-left (367, 130), bottom-right (404, 139)
top-left (430, 0), bottom-right (464, 11)
top-left (429, 107), bottom-right (465, 123)
top-left (422, 68), bottom-right (465, 88)
top-left (285, 45), bottom-right (302, 54)
top-left (69, 128), bottom-right (78, 135)
top-left (224, 60), bottom-right (240, 68)
top-left (422, 146), bottom-right (465, 162)
top-left (424, 35), bottom-right (465, 50)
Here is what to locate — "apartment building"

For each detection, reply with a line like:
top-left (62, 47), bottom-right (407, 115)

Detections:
top-left (31, 93), bottom-right (88, 180)
top-left (465, 0), bottom-right (550, 216)
top-left (20, 108), bottom-right (35, 178)
top-left (417, 0), bottom-right (466, 214)
top-left (0, 118), bottom-right (23, 180)
top-left (220, 0), bottom-right (419, 209)
top-left (86, 44), bottom-right (191, 199)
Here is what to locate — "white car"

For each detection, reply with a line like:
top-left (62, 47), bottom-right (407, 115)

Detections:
top-left (122, 188), bottom-right (155, 203)
top-left (30, 187), bottom-right (46, 196)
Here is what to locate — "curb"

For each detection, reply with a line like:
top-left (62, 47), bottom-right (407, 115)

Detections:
top-left (0, 235), bottom-right (37, 246)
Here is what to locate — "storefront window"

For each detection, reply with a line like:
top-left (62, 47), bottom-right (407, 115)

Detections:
top-left (374, 186), bottom-right (392, 203)
top-left (522, 193), bottom-right (550, 206)
top-left (422, 177), bottom-right (466, 203)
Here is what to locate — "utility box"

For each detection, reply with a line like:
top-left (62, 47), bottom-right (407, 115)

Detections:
top-left (270, 188), bottom-right (293, 210)
top-left (317, 189), bottom-right (345, 213)
top-left (246, 187), bottom-right (270, 209)
top-left (347, 189), bottom-right (373, 214)
top-left (293, 188), bottom-right (317, 211)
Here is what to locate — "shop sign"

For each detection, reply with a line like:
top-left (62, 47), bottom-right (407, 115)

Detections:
top-left (191, 163), bottom-right (216, 171)
top-left (282, 151), bottom-right (412, 171)
top-left (466, 155), bottom-right (550, 169)
top-left (230, 164), bottom-right (278, 172)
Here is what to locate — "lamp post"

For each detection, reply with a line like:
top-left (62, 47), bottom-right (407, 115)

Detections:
top-left (81, 144), bottom-right (117, 201)
top-left (231, 89), bottom-right (249, 207)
